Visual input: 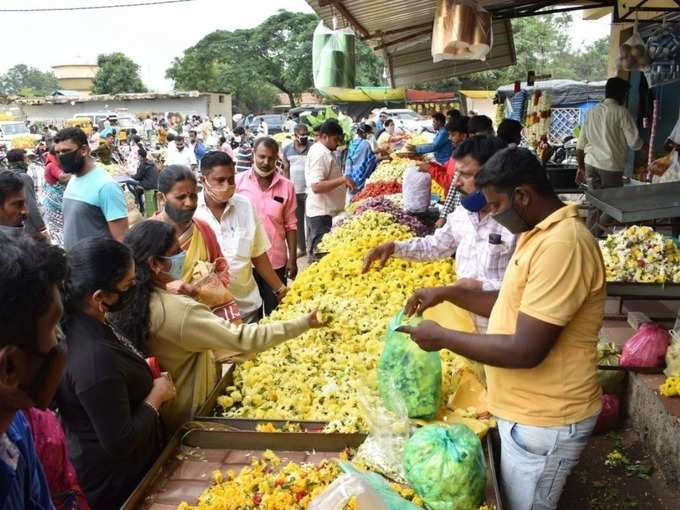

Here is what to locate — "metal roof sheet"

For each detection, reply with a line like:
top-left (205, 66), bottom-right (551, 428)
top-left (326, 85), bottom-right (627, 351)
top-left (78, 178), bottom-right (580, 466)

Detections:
top-left (306, 0), bottom-right (517, 87)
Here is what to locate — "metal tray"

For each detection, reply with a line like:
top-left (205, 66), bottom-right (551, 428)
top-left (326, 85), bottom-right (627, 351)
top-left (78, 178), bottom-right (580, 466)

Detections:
top-left (586, 181), bottom-right (680, 223)
top-left (194, 366), bottom-right (328, 432)
top-left (123, 424), bottom-right (504, 510)
top-left (606, 282), bottom-right (680, 299)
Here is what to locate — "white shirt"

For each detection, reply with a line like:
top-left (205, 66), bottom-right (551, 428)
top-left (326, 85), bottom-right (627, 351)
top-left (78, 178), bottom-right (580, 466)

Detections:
top-left (144, 118), bottom-right (154, 131)
top-left (305, 141), bottom-right (346, 217)
top-left (194, 193), bottom-right (271, 314)
top-left (165, 146), bottom-right (197, 167)
top-left (394, 206), bottom-right (516, 332)
top-left (577, 98), bottom-right (643, 171)
top-left (257, 122), bottom-right (269, 136)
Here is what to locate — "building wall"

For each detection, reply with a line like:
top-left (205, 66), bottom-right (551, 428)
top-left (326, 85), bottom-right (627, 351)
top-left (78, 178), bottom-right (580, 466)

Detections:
top-left (56, 78), bottom-right (95, 94)
top-left (18, 96), bottom-right (219, 123)
top-left (206, 93), bottom-right (232, 124)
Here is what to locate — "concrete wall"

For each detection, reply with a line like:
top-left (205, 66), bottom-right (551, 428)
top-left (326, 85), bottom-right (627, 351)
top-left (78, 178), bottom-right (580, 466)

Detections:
top-left (18, 95), bottom-right (233, 123)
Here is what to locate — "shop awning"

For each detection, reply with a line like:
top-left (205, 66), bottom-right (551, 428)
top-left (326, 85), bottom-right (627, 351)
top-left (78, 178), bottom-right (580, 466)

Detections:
top-left (317, 86), bottom-right (406, 102)
top-left (305, 0), bottom-right (518, 87)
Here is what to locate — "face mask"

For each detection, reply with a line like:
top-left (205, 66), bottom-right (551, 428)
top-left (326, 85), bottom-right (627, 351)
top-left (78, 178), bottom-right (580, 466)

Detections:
top-left (59, 148), bottom-right (86, 174)
top-left (164, 202), bottom-right (195, 224)
top-left (253, 164), bottom-right (276, 178)
top-left (19, 342), bottom-right (67, 410)
top-left (160, 251), bottom-right (187, 280)
top-left (298, 136), bottom-right (309, 145)
top-left (105, 284), bottom-right (137, 313)
top-left (204, 181), bottom-right (235, 204)
top-left (493, 193), bottom-right (533, 234)
top-left (0, 224), bottom-right (24, 238)
top-left (461, 191), bottom-right (487, 212)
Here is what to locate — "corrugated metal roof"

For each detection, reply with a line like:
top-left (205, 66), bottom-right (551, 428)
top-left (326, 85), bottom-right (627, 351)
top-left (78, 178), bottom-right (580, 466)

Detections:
top-left (306, 0), bottom-right (517, 87)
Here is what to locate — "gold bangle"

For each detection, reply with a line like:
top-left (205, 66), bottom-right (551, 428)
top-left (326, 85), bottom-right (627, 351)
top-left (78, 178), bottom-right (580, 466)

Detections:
top-left (274, 285), bottom-right (287, 295)
top-left (143, 400), bottom-right (159, 417)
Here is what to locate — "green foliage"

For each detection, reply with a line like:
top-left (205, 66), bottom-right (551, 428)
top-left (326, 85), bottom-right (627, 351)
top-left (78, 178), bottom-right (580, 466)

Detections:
top-left (0, 64), bottom-right (59, 96)
top-left (166, 9), bottom-right (384, 112)
top-left (92, 52), bottom-right (147, 95)
top-left (302, 107), bottom-right (353, 143)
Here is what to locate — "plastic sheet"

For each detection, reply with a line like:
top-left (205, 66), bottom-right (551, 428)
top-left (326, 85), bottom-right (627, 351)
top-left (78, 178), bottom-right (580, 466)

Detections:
top-left (593, 394), bottom-right (621, 434)
top-left (432, 0), bottom-right (492, 62)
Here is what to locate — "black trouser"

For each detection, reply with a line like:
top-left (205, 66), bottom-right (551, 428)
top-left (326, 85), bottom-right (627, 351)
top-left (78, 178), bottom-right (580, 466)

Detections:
top-left (306, 214), bottom-right (332, 260)
top-left (254, 266), bottom-right (287, 317)
top-left (296, 193), bottom-right (306, 253)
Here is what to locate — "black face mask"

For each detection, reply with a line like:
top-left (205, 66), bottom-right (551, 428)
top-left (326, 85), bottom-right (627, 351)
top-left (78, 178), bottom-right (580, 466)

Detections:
top-left (298, 136), bottom-right (309, 145)
top-left (492, 192), bottom-right (533, 234)
top-left (105, 285), bottom-right (137, 313)
top-left (164, 202), bottom-right (195, 224)
top-left (59, 148), bottom-right (86, 174)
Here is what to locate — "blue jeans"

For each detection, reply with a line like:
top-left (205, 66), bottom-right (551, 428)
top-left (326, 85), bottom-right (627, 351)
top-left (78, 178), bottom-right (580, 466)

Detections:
top-left (498, 414), bottom-right (599, 510)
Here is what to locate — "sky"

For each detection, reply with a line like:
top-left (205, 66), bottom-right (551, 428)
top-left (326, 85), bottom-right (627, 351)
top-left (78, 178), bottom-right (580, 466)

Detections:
top-left (0, 0), bottom-right (611, 91)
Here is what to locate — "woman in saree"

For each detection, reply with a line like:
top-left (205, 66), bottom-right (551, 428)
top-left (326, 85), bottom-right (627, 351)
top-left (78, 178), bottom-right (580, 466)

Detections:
top-left (154, 164), bottom-right (241, 323)
top-left (344, 123), bottom-right (378, 195)
top-left (42, 148), bottom-right (70, 246)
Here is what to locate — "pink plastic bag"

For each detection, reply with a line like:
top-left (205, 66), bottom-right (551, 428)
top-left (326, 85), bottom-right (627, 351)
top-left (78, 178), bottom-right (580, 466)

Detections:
top-left (619, 323), bottom-right (670, 368)
top-left (593, 394), bottom-right (621, 434)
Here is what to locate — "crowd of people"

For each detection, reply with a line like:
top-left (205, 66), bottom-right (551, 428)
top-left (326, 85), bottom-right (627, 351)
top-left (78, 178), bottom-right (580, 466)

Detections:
top-left (3, 81), bottom-right (658, 509)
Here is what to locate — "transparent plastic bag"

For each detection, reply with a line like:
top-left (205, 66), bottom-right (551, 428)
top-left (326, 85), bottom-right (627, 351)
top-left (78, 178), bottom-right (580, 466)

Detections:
top-left (617, 23), bottom-right (651, 71)
top-left (354, 381), bottom-right (412, 484)
top-left (308, 463), bottom-right (420, 510)
top-left (619, 322), bottom-right (670, 368)
top-left (432, 0), bottom-right (492, 62)
top-left (404, 424), bottom-right (486, 510)
top-left (378, 310), bottom-right (442, 419)
top-left (664, 329), bottom-right (680, 377)
top-left (312, 21), bottom-right (356, 89)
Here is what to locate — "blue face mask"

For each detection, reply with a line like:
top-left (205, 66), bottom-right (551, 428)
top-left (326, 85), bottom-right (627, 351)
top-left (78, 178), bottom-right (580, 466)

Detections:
top-left (461, 191), bottom-right (487, 212)
top-left (160, 251), bottom-right (186, 280)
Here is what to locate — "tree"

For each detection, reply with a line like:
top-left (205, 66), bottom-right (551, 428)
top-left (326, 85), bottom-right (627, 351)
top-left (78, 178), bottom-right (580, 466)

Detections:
top-left (564, 36), bottom-right (610, 82)
top-left (92, 52), bottom-right (146, 95)
top-left (0, 64), bottom-right (58, 96)
top-left (167, 9), bottom-right (384, 111)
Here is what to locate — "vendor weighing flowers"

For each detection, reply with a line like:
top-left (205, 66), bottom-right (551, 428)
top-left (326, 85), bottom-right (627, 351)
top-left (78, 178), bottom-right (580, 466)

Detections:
top-left (399, 148), bottom-right (605, 510)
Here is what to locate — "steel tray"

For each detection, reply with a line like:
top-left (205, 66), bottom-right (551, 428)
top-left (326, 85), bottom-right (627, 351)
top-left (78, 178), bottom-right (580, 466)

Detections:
top-left (123, 424), bottom-right (504, 510)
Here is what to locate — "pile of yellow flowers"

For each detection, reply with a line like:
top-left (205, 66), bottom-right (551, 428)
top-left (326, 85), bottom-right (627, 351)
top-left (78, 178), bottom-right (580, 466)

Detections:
top-left (218, 210), bottom-right (465, 432)
top-left (659, 376), bottom-right (680, 397)
top-left (367, 156), bottom-right (415, 184)
top-left (599, 226), bottom-right (680, 283)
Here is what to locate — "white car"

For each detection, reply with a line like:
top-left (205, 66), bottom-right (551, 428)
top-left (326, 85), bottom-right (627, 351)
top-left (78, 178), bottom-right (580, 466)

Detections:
top-left (0, 121), bottom-right (42, 149)
top-left (380, 109), bottom-right (433, 133)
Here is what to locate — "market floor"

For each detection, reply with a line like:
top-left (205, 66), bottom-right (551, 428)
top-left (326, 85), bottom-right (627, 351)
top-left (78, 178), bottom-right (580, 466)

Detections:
top-left (558, 426), bottom-right (679, 510)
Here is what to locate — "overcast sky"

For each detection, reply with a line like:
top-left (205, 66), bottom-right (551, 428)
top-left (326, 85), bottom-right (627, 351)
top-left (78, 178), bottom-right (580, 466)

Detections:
top-left (0, 0), bottom-right (610, 91)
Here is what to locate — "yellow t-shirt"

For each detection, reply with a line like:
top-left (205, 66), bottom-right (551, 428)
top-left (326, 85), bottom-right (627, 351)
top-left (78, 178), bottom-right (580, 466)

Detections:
top-left (485, 204), bottom-right (604, 427)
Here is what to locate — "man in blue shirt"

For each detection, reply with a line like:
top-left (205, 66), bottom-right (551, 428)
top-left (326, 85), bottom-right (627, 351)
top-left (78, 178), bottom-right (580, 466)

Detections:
top-left (409, 112), bottom-right (453, 165)
top-left (0, 234), bottom-right (69, 510)
top-left (54, 127), bottom-right (129, 250)
top-left (190, 130), bottom-right (207, 162)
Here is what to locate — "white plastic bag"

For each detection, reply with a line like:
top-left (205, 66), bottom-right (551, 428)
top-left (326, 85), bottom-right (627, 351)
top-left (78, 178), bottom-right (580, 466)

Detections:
top-left (432, 0), bottom-right (492, 62)
top-left (308, 473), bottom-right (389, 510)
top-left (403, 166), bottom-right (432, 213)
top-left (617, 23), bottom-right (651, 71)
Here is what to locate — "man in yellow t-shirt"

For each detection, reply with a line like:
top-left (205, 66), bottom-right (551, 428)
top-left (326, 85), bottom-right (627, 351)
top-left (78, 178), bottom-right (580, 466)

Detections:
top-left (399, 148), bottom-right (605, 510)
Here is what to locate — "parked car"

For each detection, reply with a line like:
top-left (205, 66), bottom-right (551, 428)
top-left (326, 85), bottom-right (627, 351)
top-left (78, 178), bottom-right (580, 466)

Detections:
top-left (0, 121), bottom-right (42, 149)
top-left (379, 109), bottom-right (433, 133)
top-left (247, 114), bottom-right (285, 135)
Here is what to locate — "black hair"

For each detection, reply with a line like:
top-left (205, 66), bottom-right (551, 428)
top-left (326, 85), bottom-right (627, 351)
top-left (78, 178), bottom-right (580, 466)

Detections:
top-left (200, 151), bottom-right (234, 175)
top-left (166, 132), bottom-right (176, 142)
top-left (109, 220), bottom-right (176, 354)
top-left (294, 123), bottom-right (309, 134)
top-left (497, 119), bottom-right (523, 145)
top-left (218, 136), bottom-right (227, 145)
top-left (137, 143), bottom-right (147, 159)
top-left (357, 123), bottom-right (373, 135)
top-left (605, 77), bottom-right (629, 101)
top-left (312, 125), bottom-right (321, 134)
top-left (158, 165), bottom-right (196, 194)
top-left (383, 118), bottom-right (395, 128)
top-left (432, 112), bottom-right (446, 124)
top-left (131, 135), bottom-right (142, 144)
top-left (233, 126), bottom-right (245, 136)
top-left (0, 234), bottom-right (68, 349)
top-left (54, 127), bottom-right (88, 147)
top-left (6, 149), bottom-right (26, 163)
top-left (475, 147), bottom-right (553, 195)
top-left (253, 136), bottom-right (279, 153)
top-left (447, 109), bottom-right (462, 119)
top-left (0, 170), bottom-right (24, 205)
top-left (453, 135), bottom-right (507, 165)
top-left (468, 115), bottom-right (494, 135)
top-left (319, 119), bottom-right (344, 136)
top-left (64, 237), bottom-right (133, 313)
top-left (446, 116), bottom-right (469, 134)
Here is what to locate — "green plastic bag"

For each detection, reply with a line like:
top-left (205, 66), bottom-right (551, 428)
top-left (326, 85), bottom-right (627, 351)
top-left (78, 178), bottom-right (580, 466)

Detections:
top-left (403, 424), bottom-right (486, 510)
top-left (378, 311), bottom-right (442, 419)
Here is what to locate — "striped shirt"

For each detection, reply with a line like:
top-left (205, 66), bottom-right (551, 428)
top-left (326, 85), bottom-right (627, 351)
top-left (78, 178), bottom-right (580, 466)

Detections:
top-left (394, 206), bottom-right (516, 332)
top-left (235, 142), bottom-right (253, 173)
